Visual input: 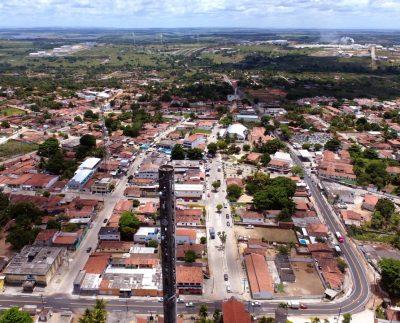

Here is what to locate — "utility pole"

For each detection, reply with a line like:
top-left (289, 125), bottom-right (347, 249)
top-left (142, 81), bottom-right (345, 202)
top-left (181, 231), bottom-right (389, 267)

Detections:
top-left (336, 306), bottom-right (342, 323)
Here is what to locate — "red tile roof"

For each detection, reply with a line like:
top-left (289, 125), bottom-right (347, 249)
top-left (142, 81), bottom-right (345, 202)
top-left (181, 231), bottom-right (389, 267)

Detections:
top-left (222, 297), bottom-right (251, 323)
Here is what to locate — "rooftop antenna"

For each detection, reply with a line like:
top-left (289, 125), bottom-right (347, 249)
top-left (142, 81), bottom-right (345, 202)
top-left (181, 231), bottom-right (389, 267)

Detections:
top-left (132, 32), bottom-right (136, 46)
top-left (160, 33), bottom-right (163, 45)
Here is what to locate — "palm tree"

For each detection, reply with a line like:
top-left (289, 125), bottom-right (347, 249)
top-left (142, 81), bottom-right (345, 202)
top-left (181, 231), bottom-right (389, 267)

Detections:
top-left (309, 317), bottom-right (321, 323)
top-left (342, 313), bottom-right (352, 323)
top-left (199, 304), bottom-right (208, 318)
top-left (217, 231), bottom-right (227, 247)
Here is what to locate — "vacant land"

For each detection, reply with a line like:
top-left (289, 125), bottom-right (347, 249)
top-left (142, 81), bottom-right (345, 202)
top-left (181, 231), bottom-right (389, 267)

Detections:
top-left (0, 140), bottom-right (38, 161)
top-left (276, 261), bottom-right (325, 296)
top-left (235, 226), bottom-right (297, 243)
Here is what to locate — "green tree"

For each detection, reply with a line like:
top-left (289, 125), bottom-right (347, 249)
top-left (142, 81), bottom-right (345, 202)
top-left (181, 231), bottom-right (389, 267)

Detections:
top-left (362, 148), bottom-right (379, 159)
top-left (337, 258), bottom-right (348, 273)
top-left (199, 304), bottom-right (208, 318)
top-left (302, 143), bottom-right (311, 150)
top-left (212, 309), bottom-right (221, 322)
top-left (131, 199), bottom-right (140, 208)
top-left (212, 180), bottom-right (221, 191)
top-left (379, 258), bottom-right (400, 297)
top-left (80, 134), bottom-right (97, 148)
top-left (258, 317), bottom-right (274, 323)
top-left (171, 144), bottom-right (186, 160)
top-left (342, 313), bottom-right (352, 323)
top-left (200, 236), bottom-right (207, 244)
top-left (260, 153), bottom-right (271, 166)
top-left (314, 143), bottom-right (323, 151)
top-left (291, 165), bottom-right (304, 177)
top-left (243, 144), bottom-right (251, 152)
top-left (324, 137), bottom-right (341, 151)
top-left (46, 219), bottom-right (61, 230)
top-left (45, 150), bottom-right (65, 174)
top-left (216, 204), bottom-right (223, 213)
top-left (148, 240), bottom-right (158, 248)
top-left (0, 307), bottom-right (33, 323)
top-left (278, 245), bottom-right (289, 255)
top-left (262, 138), bottom-right (285, 154)
top-left (63, 222), bottom-right (79, 232)
top-left (184, 250), bottom-right (197, 263)
top-left (38, 137), bottom-right (60, 157)
top-left (6, 226), bottom-right (40, 250)
top-left (4, 202), bottom-right (42, 225)
top-left (186, 148), bottom-right (203, 160)
top-left (375, 198), bottom-right (395, 220)
top-left (0, 192), bottom-right (9, 212)
top-left (1, 121), bottom-right (10, 128)
top-left (118, 211), bottom-right (140, 240)
top-left (207, 143), bottom-right (218, 155)
top-left (227, 184), bottom-right (242, 202)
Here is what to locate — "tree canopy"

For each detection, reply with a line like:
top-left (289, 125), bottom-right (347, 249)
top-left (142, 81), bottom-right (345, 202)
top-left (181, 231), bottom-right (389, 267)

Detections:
top-left (0, 307), bottom-right (33, 323)
top-left (379, 258), bottom-right (400, 298)
top-left (171, 144), bottom-right (185, 160)
top-left (118, 211), bottom-right (140, 240)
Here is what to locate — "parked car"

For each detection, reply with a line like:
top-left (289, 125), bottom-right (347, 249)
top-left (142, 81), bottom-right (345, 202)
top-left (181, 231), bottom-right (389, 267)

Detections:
top-left (103, 218), bottom-right (108, 223)
top-left (158, 297), bottom-right (164, 302)
top-left (185, 302), bottom-right (195, 307)
top-left (227, 221), bottom-right (230, 227)
top-left (177, 298), bottom-right (184, 303)
top-left (86, 247), bottom-right (92, 253)
top-left (226, 214), bottom-right (229, 219)
top-left (246, 225), bottom-right (254, 229)
top-left (251, 302), bottom-right (261, 307)
top-left (224, 273), bottom-right (228, 281)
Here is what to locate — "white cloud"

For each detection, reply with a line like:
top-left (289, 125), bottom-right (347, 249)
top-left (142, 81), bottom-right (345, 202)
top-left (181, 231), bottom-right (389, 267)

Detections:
top-left (0, 0), bottom-right (399, 28)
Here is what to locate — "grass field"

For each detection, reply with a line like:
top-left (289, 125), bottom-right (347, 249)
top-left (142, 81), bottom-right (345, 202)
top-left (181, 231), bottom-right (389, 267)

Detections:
top-left (0, 107), bottom-right (25, 116)
top-left (192, 128), bottom-right (211, 134)
top-left (0, 140), bottom-right (38, 161)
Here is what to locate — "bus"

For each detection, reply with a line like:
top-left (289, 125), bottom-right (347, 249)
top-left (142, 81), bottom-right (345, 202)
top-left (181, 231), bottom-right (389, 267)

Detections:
top-left (317, 183), bottom-right (324, 191)
top-left (335, 231), bottom-right (345, 243)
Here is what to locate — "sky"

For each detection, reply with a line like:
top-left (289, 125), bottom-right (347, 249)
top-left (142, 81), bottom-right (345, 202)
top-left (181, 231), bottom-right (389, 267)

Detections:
top-left (0, 0), bottom-right (400, 29)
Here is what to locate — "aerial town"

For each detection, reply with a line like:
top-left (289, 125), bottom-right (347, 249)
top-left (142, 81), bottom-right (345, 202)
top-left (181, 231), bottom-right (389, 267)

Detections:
top-left (0, 28), bottom-right (399, 323)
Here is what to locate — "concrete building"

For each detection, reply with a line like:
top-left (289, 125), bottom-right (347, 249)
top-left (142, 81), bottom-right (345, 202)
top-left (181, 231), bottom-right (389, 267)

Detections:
top-left (240, 211), bottom-right (264, 224)
top-left (79, 157), bottom-right (101, 170)
top-left (176, 266), bottom-right (203, 295)
top-left (68, 169), bottom-right (94, 190)
top-left (3, 246), bottom-right (66, 286)
top-left (98, 227), bottom-right (121, 241)
top-left (183, 134), bottom-right (206, 149)
top-left (134, 227), bottom-right (161, 243)
top-left (174, 184), bottom-right (203, 200)
top-left (91, 178), bottom-right (113, 194)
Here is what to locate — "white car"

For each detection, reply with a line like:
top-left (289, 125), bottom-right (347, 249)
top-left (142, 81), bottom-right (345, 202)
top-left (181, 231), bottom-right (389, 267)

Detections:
top-left (185, 302), bottom-right (195, 307)
top-left (246, 225), bottom-right (254, 229)
top-left (177, 298), bottom-right (184, 303)
top-left (251, 301), bottom-right (261, 307)
top-left (158, 297), bottom-right (163, 302)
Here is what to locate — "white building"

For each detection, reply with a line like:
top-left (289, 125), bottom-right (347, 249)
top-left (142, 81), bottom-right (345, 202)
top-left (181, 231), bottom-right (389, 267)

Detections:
top-left (68, 169), bottom-right (94, 190)
top-left (134, 227), bottom-right (161, 243)
top-left (174, 184), bottom-right (203, 200)
top-left (79, 157), bottom-right (101, 170)
top-left (220, 123), bottom-right (248, 141)
top-left (272, 151), bottom-right (292, 163)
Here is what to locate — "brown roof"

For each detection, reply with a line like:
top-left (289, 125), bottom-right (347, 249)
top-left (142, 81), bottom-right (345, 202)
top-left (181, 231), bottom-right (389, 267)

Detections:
top-left (226, 178), bottom-right (244, 188)
top-left (241, 211), bottom-right (263, 219)
top-left (222, 297), bottom-right (251, 323)
top-left (176, 244), bottom-right (205, 258)
top-left (340, 210), bottom-right (362, 221)
top-left (176, 228), bottom-right (197, 240)
top-left (176, 266), bottom-right (203, 284)
top-left (84, 253), bottom-right (111, 274)
top-left (363, 194), bottom-right (379, 206)
top-left (176, 208), bottom-right (203, 217)
top-left (35, 229), bottom-right (57, 242)
top-left (244, 253), bottom-right (274, 295)
top-left (307, 243), bottom-right (333, 253)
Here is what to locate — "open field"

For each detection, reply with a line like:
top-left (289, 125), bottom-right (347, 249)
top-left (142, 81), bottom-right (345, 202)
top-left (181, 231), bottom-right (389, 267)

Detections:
top-left (0, 140), bottom-right (38, 161)
top-left (234, 226), bottom-right (297, 244)
top-left (276, 261), bottom-right (325, 296)
top-left (0, 106), bottom-right (25, 116)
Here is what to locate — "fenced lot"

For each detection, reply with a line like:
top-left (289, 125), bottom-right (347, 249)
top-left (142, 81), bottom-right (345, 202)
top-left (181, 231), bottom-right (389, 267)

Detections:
top-left (235, 226), bottom-right (297, 244)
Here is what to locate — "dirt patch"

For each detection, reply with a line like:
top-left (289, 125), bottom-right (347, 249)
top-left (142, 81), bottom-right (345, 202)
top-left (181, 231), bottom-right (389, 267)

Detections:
top-left (277, 261), bottom-right (325, 296)
top-left (234, 226), bottom-right (297, 244)
top-left (0, 230), bottom-right (15, 258)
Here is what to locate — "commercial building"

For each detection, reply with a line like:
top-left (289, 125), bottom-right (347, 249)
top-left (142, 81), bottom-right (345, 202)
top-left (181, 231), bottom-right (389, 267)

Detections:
top-left (79, 157), bottom-right (101, 170)
top-left (220, 123), bottom-right (248, 141)
top-left (222, 297), bottom-right (251, 323)
top-left (244, 253), bottom-right (274, 299)
top-left (3, 246), bottom-right (66, 286)
top-left (68, 169), bottom-right (94, 190)
top-left (183, 134), bottom-right (206, 149)
top-left (174, 184), bottom-right (203, 200)
top-left (98, 227), bottom-right (121, 241)
top-left (91, 178), bottom-right (113, 194)
top-left (176, 266), bottom-right (203, 295)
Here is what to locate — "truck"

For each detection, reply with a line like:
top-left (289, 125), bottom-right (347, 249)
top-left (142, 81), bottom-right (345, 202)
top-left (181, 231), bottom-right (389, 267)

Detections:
top-left (287, 301), bottom-right (300, 309)
top-left (335, 231), bottom-right (345, 243)
top-left (217, 166), bottom-right (222, 172)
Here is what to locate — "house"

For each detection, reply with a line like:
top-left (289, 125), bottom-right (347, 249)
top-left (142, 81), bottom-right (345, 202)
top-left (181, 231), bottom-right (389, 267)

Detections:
top-left (240, 211), bottom-right (264, 224)
top-left (98, 227), bottom-right (121, 241)
top-left (226, 178), bottom-right (244, 188)
top-left (176, 244), bottom-right (205, 260)
top-left (176, 266), bottom-right (203, 295)
top-left (222, 297), bottom-right (251, 323)
top-left (244, 253), bottom-right (274, 299)
top-left (34, 229), bottom-right (57, 247)
top-left (362, 194), bottom-right (379, 211)
top-left (183, 134), bottom-right (206, 149)
top-left (246, 152), bottom-right (262, 164)
top-left (268, 159), bottom-right (290, 173)
top-left (249, 127), bottom-right (274, 146)
top-left (306, 223), bottom-right (328, 238)
top-left (134, 227), bottom-right (160, 243)
top-left (340, 210), bottom-right (363, 227)
top-left (176, 229), bottom-right (197, 244)
top-left (138, 202), bottom-right (158, 218)
top-left (91, 178), bottom-right (113, 194)
top-left (52, 230), bottom-right (84, 250)
top-left (176, 208), bottom-right (202, 226)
